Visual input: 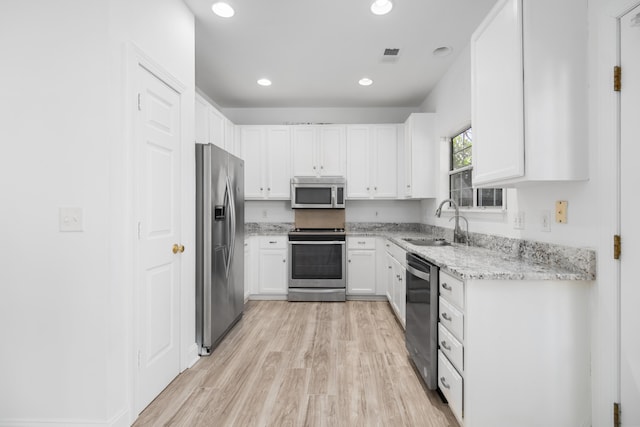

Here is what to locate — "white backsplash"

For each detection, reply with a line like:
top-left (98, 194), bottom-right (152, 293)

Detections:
top-left (245, 199), bottom-right (423, 223)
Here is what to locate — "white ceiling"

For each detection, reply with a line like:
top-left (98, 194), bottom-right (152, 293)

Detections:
top-left (183, 0), bottom-right (497, 109)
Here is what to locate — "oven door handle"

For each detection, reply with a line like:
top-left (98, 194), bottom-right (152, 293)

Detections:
top-left (289, 241), bottom-right (346, 245)
top-left (406, 264), bottom-right (431, 281)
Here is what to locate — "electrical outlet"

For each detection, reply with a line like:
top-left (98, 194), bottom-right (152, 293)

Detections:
top-left (262, 209), bottom-right (268, 218)
top-left (541, 210), bottom-right (551, 232)
top-left (513, 211), bottom-right (525, 230)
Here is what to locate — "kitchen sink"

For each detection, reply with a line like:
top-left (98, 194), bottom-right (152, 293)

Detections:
top-left (403, 238), bottom-right (451, 247)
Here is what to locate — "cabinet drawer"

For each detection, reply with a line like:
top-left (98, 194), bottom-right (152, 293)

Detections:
top-left (439, 297), bottom-right (464, 342)
top-left (384, 240), bottom-right (406, 266)
top-left (259, 236), bottom-right (287, 249)
top-left (438, 351), bottom-right (463, 422)
top-left (439, 270), bottom-right (464, 309)
top-left (438, 323), bottom-right (463, 373)
top-left (348, 237), bottom-right (376, 250)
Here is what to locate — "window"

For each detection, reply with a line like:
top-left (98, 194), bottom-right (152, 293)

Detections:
top-left (449, 128), bottom-right (503, 208)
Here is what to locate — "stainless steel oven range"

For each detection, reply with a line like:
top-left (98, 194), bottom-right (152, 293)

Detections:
top-left (288, 228), bottom-right (346, 302)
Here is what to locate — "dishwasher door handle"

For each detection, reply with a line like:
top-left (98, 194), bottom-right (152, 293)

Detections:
top-left (406, 264), bottom-right (431, 281)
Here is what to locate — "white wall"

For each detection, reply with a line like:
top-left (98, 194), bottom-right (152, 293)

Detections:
top-left (420, 2), bottom-right (625, 425)
top-left (245, 200), bottom-right (422, 223)
top-left (222, 107), bottom-right (416, 125)
top-left (419, 44), bottom-right (599, 248)
top-left (0, 1), bottom-right (194, 425)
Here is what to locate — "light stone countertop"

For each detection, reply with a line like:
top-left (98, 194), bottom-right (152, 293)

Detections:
top-left (246, 223), bottom-right (595, 281)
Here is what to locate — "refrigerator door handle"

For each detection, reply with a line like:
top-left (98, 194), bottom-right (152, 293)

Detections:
top-left (226, 175), bottom-right (237, 277)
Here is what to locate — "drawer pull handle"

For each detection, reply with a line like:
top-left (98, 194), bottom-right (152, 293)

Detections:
top-left (442, 283), bottom-right (452, 291)
top-left (442, 313), bottom-right (452, 322)
top-left (441, 341), bottom-right (451, 351)
top-left (440, 377), bottom-right (451, 389)
top-left (358, 241), bottom-right (366, 244)
top-left (269, 241), bottom-right (277, 244)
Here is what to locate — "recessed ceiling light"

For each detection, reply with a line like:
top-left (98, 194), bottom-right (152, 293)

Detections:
top-left (257, 78), bottom-right (272, 86)
top-left (371, 0), bottom-right (393, 15)
top-left (359, 78), bottom-right (373, 86)
top-left (212, 2), bottom-right (234, 18)
top-left (433, 46), bottom-right (453, 57)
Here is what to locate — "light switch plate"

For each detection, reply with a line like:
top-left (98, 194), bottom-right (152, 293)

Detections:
top-left (59, 207), bottom-right (83, 232)
top-left (541, 210), bottom-right (551, 232)
top-left (555, 201), bottom-right (568, 224)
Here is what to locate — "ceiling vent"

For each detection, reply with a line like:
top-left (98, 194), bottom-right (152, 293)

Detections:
top-left (382, 48), bottom-right (400, 63)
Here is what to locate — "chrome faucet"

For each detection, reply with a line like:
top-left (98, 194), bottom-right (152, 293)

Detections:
top-left (435, 199), bottom-right (468, 244)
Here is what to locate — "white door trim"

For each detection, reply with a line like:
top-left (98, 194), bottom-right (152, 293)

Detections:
top-left (124, 43), bottom-right (188, 419)
top-left (594, 1), bottom-right (640, 426)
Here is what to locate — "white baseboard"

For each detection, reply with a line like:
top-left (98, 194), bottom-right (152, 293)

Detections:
top-left (185, 342), bottom-right (200, 369)
top-left (346, 295), bottom-right (388, 301)
top-left (0, 408), bottom-right (130, 427)
top-left (247, 295), bottom-right (287, 301)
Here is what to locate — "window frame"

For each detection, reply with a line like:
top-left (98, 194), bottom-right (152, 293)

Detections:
top-left (447, 126), bottom-right (505, 211)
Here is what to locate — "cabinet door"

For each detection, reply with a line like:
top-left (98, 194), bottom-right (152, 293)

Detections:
top-left (346, 125), bottom-right (372, 199)
top-left (318, 126), bottom-right (346, 177)
top-left (397, 264), bottom-right (406, 326)
top-left (265, 126), bottom-right (291, 199)
top-left (258, 249), bottom-right (288, 294)
top-left (240, 127), bottom-right (266, 199)
top-left (225, 119), bottom-right (236, 157)
top-left (471, 0), bottom-right (525, 186)
top-left (291, 126), bottom-right (317, 176)
top-left (347, 250), bottom-right (376, 295)
top-left (209, 107), bottom-right (226, 150)
top-left (195, 95), bottom-right (209, 144)
top-left (385, 252), bottom-right (394, 303)
top-left (372, 125), bottom-right (398, 198)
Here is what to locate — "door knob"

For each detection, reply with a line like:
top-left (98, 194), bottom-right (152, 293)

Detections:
top-left (173, 244), bottom-right (185, 254)
top-left (179, 245), bottom-right (185, 253)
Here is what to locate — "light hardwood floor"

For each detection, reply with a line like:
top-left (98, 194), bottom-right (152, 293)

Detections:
top-left (134, 301), bottom-right (459, 427)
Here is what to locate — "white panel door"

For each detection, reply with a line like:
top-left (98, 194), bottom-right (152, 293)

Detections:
top-left (471, 0), bottom-right (525, 186)
top-left (318, 126), bottom-right (346, 177)
top-left (265, 126), bottom-right (291, 199)
top-left (136, 65), bottom-right (182, 412)
top-left (291, 126), bottom-right (317, 176)
top-left (346, 125), bottom-right (371, 198)
top-left (620, 6), bottom-right (640, 425)
top-left (372, 125), bottom-right (398, 198)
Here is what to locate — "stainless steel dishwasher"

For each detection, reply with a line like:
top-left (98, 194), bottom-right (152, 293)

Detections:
top-left (405, 252), bottom-right (439, 390)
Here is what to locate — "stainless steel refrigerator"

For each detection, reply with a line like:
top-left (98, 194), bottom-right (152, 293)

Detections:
top-left (196, 143), bottom-right (244, 356)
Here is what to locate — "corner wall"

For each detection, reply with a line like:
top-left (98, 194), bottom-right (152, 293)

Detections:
top-left (0, 0), bottom-right (195, 425)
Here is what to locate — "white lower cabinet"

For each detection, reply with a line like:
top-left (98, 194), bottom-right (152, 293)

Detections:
top-left (384, 240), bottom-right (406, 327)
top-left (437, 269), bottom-right (591, 427)
top-left (438, 270), bottom-right (465, 425)
top-left (438, 351), bottom-right (463, 421)
top-left (244, 238), bottom-right (253, 300)
top-left (347, 237), bottom-right (376, 295)
top-left (256, 236), bottom-right (288, 296)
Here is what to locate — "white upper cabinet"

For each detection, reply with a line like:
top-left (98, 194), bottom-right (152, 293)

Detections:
top-left (194, 93), bottom-right (239, 157)
top-left (195, 95), bottom-right (210, 145)
top-left (239, 125), bottom-right (291, 200)
top-left (291, 125), bottom-right (346, 177)
top-left (402, 113), bottom-right (436, 198)
top-left (471, 0), bottom-right (588, 187)
top-left (346, 125), bottom-right (398, 199)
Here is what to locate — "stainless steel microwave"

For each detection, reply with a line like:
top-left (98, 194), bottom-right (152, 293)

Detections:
top-left (290, 176), bottom-right (346, 209)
